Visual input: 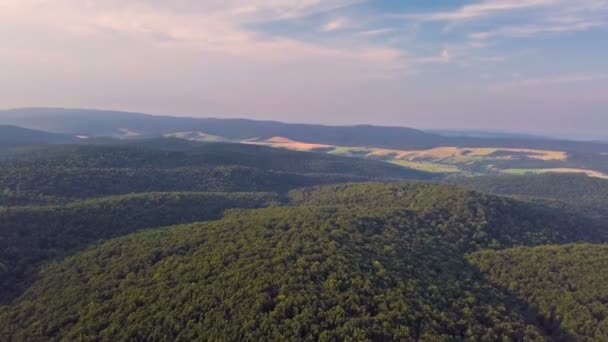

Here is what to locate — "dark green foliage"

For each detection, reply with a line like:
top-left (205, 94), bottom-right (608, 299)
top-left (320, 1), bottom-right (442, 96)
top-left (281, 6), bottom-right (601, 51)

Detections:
top-left (0, 205), bottom-right (544, 341)
top-left (567, 152), bottom-right (608, 173)
top-left (469, 244), bottom-right (608, 341)
top-left (0, 125), bottom-right (77, 147)
top-left (290, 182), bottom-right (607, 249)
top-left (0, 192), bottom-right (277, 304)
top-left (447, 173), bottom-right (608, 219)
top-left (0, 165), bottom-right (360, 204)
top-left (0, 129), bottom-right (606, 341)
top-left (2, 182), bottom-right (606, 340)
top-left (0, 141), bottom-right (432, 204)
top-left (0, 141), bottom-right (416, 174)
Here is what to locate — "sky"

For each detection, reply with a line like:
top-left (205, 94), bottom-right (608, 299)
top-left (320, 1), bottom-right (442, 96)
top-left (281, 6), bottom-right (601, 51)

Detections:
top-left (1, 0), bottom-right (607, 139)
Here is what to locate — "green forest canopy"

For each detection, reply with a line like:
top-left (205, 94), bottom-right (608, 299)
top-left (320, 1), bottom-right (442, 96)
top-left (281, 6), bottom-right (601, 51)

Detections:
top-left (446, 173), bottom-right (608, 219)
top-left (1, 137), bottom-right (607, 340)
top-left (0, 140), bottom-right (433, 205)
top-left (469, 244), bottom-right (608, 341)
top-left (2, 182), bottom-right (606, 340)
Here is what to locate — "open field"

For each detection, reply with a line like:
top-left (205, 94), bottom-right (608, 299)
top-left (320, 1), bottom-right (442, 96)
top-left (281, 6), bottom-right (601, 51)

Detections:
top-left (502, 168), bottom-right (608, 179)
top-left (391, 147), bottom-right (567, 162)
top-left (246, 137), bottom-right (572, 172)
top-left (244, 136), bottom-right (333, 151)
top-left (247, 136), bottom-right (567, 161)
top-left (389, 160), bottom-right (462, 173)
top-left (161, 133), bottom-right (606, 178)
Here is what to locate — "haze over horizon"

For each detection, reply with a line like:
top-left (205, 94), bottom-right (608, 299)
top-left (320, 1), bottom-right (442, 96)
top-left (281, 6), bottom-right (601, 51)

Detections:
top-left (2, 0), bottom-right (607, 139)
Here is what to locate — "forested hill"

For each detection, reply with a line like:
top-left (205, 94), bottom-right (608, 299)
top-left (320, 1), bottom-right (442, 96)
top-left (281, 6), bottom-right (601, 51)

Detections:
top-left (1, 182), bottom-right (606, 340)
top-left (447, 174), bottom-right (608, 219)
top-left (0, 192), bottom-right (277, 304)
top-left (2, 108), bottom-right (608, 152)
top-left (289, 182), bottom-right (608, 248)
top-left (0, 139), bottom-right (426, 176)
top-left (469, 244), bottom-right (608, 340)
top-left (0, 139), bottom-right (433, 205)
top-left (0, 125), bottom-right (78, 147)
top-left (1, 128), bottom-right (606, 340)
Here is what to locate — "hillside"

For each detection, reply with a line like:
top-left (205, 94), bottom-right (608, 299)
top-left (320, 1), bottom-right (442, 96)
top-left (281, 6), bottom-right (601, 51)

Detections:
top-left (2, 108), bottom-right (607, 153)
top-left (1, 182), bottom-right (605, 340)
top-left (0, 192), bottom-right (277, 304)
top-left (0, 140), bottom-right (432, 205)
top-left (447, 174), bottom-right (608, 219)
top-left (469, 244), bottom-right (608, 340)
top-left (0, 125), bottom-right (78, 147)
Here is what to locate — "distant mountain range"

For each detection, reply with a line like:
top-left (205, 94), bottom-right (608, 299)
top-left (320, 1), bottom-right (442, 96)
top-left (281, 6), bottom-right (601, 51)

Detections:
top-left (0, 125), bottom-right (79, 147)
top-left (1, 107), bottom-right (607, 153)
top-left (427, 129), bottom-right (551, 141)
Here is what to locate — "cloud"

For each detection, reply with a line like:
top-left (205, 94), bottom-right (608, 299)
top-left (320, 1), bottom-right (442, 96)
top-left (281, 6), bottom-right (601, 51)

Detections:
top-left (416, 49), bottom-right (451, 64)
top-left (471, 20), bottom-right (606, 39)
top-left (321, 18), bottom-right (350, 32)
top-left (407, 0), bottom-right (608, 46)
top-left (356, 28), bottom-right (396, 37)
top-left (0, 0), bottom-right (407, 70)
top-left (0, 0), bottom-right (421, 118)
top-left (410, 0), bottom-right (558, 22)
top-left (490, 73), bottom-right (608, 90)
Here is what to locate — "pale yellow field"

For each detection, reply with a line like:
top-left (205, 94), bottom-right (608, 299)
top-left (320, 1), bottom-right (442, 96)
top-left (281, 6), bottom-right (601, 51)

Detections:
top-left (389, 160), bottom-right (462, 173)
top-left (389, 147), bottom-right (567, 162)
top-left (243, 136), bottom-right (333, 151)
top-left (503, 168), bottom-right (608, 179)
top-left (240, 137), bottom-right (587, 176)
top-left (248, 138), bottom-right (567, 162)
top-left (340, 145), bottom-right (566, 163)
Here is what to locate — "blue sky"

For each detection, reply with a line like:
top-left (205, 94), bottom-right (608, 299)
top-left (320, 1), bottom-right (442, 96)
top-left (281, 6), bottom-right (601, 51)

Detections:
top-left (1, 0), bottom-right (607, 139)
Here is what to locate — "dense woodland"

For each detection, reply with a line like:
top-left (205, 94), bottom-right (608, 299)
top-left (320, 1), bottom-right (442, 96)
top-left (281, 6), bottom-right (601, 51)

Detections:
top-left (0, 138), bottom-right (607, 340)
top-left (0, 192), bottom-right (277, 304)
top-left (0, 125), bottom-right (77, 147)
top-left (470, 244), bottom-right (608, 341)
top-left (1, 182), bottom-right (607, 340)
top-left (0, 141), bottom-right (432, 205)
top-left (448, 173), bottom-right (608, 219)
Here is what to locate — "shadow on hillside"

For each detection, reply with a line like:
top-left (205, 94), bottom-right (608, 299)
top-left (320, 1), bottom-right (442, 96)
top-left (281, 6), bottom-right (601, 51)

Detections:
top-left (466, 258), bottom-right (577, 341)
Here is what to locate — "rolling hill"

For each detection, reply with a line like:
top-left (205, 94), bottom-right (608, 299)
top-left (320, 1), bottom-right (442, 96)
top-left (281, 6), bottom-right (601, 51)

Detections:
top-left (0, 192), bottom-right (278, 304)
top-left (0, 125), bottom-right (78, 147)
top-left (2, 108), bottom-right (608, 153)
top-left (1, 112), bottom-right (608, 340)
top-left (447, 173), bottom-right (608, 220)
top-left (0, 139), bottom-right (433, 205)
top-left (3, 108), bottom-right (607, 178)
top-left (469, 244), bottom-right (608, 340)
top-left (1, 182), bottom-right (605, 340)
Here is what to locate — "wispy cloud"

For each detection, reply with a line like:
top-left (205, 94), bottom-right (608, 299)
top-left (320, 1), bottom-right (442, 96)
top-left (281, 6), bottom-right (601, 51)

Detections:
top-left (321, 18), bottom-right (350, 32)
top-left (356, 28), bottom-right (396, 37)
top-left (0, 0), bottom-right (407, 70)
top-left (490, 73), bottom-right (608, 90)
top-left (407, 0), bottom-right (608, 49)
top-left (410, 0), bottom-right (558, 22)
top-left (471, 20), bottom-right (606, 39)
top-left (416, 49), bottom-right (451, 64)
